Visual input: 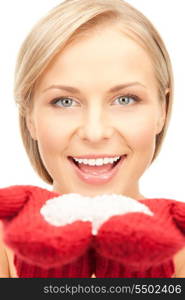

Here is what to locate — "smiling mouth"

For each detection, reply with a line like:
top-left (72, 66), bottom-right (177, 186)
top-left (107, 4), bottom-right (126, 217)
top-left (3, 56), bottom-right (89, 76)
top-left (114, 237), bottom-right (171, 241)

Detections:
top-left (68, 155), bottom-right (124, 175)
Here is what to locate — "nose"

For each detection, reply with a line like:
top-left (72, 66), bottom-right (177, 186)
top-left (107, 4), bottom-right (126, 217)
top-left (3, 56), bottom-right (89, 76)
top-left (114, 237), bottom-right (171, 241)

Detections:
top-left (77, 106), bottom-right (114, 143)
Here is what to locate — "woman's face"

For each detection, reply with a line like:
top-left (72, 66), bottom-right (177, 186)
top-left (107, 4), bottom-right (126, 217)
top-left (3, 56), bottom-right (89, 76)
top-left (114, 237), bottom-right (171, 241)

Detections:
top-left (27, 26), bottom-right (166, 198)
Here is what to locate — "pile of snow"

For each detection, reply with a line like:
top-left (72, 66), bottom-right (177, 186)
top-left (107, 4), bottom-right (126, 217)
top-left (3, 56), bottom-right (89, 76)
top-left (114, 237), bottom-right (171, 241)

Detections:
top-left (40, 193), bottom-right (153, 235)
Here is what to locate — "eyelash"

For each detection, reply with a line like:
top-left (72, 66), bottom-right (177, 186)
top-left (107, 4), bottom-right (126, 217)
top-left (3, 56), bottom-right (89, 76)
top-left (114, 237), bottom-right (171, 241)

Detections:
top-left (50, 93), bottom-right (142, 108)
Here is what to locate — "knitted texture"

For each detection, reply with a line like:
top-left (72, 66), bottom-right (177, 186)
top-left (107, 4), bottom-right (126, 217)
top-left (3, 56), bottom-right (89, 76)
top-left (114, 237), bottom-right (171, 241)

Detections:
top-left (14, 248), bottom-right (95, 278)
top-left (95, 198), bottom-right (185, 277)
top-left (1, 185), bottom-right (185, 278)
top-left (0, 185), bottom-right (30, 218)
top-left (95, 254), bottom-right (174, 278)
top-left (171, 200), bottom-right (185, 234)
top-left (0, 185), bottom-right (93, 277)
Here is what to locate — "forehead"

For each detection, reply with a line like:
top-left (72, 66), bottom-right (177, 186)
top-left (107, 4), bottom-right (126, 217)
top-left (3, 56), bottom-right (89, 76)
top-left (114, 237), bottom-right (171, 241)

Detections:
top-left (37, 26), bottom-right (157, 92)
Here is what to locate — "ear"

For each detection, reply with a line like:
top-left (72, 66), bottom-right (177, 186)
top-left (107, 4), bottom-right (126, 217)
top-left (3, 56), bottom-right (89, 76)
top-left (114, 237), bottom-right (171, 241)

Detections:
top-left (155, 88), bottom-right (169, 135)
top-left (26, 114), bottom-right (37, 141)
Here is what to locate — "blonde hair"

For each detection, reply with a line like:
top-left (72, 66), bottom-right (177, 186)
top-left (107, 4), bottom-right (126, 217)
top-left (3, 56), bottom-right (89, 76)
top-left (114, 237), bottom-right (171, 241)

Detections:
top-left (14, 0), bottom-right (173, 184)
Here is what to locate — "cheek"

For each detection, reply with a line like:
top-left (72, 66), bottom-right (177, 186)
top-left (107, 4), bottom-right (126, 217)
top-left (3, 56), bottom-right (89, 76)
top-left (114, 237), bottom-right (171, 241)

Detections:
top-left (122, 113), bottom-right (158, 153)
top-left (120, 112), bottom-right (159, 178)
top-left (34, 113), bottom-right (72, 156)
top-left (130, 124), bottom-right (156, 149)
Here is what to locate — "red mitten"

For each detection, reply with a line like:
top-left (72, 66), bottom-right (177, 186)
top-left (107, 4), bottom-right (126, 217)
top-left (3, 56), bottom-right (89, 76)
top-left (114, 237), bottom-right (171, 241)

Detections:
top-left (0, 185), bottom-right (30, 218)
top-left (0, 186), bottom-right (93, 277)
top-left (171, 200), bottom-right (185, 234)
top-left (94, 197), bottom-right (185, 278)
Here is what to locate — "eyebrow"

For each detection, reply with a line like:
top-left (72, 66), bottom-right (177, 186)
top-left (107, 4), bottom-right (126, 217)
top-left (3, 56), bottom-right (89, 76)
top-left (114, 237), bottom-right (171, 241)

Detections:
top-left (42, 82), bottom-right (146, 94)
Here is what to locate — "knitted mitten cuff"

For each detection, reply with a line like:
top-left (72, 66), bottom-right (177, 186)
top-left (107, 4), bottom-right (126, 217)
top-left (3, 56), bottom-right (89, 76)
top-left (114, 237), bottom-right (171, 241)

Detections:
top-left (14, 248), bottom-right (95, 278)
top-left (95, 253), bottom-right (174, 278)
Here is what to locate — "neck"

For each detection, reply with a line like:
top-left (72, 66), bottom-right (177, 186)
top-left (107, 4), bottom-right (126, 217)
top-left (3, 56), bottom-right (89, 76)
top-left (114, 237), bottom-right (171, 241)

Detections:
top-left (53, 182), bottom-right (146, 200)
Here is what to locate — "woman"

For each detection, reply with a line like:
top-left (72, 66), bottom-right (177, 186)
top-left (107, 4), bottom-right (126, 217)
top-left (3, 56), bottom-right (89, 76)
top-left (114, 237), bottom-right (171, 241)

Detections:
top-left (1, 0), bottom-right (185, 277)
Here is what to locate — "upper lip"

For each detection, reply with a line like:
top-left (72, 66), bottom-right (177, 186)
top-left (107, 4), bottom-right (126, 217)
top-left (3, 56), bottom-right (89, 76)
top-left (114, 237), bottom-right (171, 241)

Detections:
top-left (69, 154), bottom-right (125, 159)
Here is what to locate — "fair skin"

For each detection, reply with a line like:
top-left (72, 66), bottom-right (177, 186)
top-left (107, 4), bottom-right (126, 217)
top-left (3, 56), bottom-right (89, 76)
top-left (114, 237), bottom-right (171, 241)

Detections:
top-left (28, 26), bottom-right (166, 199)
top-left (1, 26), bottom-right (185, 277)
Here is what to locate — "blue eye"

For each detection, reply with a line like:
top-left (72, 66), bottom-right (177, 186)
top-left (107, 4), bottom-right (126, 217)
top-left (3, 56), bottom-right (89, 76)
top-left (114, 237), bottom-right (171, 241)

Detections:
top-left (51, 94), bottom-right (141, 108)
top-left (52, 97), bottom-right (76, 107)
top-left (114, 95), bottom-right (139, 106)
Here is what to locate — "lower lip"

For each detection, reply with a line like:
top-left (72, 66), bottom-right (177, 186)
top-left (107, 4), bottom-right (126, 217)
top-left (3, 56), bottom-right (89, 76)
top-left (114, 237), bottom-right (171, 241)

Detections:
top-left (68, 155), bottom-right (127, 185)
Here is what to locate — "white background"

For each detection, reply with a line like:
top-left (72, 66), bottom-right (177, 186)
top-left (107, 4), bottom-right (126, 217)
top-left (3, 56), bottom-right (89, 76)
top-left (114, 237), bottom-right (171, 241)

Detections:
top-left (0, 0), bottom-right (184, 200)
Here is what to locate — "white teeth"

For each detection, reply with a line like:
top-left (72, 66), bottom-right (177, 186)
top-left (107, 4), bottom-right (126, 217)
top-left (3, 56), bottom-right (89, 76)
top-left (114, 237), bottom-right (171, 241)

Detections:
top-left (73, 156), bottom-right (121, 166)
